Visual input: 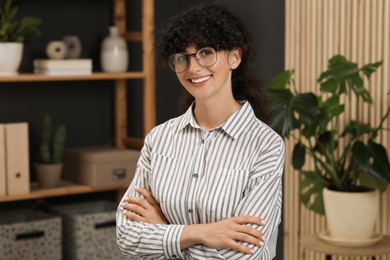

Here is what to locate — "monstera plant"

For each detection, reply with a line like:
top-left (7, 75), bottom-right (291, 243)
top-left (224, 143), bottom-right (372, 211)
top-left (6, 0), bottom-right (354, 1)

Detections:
top-left (267, 55), bottom-right (390, 216)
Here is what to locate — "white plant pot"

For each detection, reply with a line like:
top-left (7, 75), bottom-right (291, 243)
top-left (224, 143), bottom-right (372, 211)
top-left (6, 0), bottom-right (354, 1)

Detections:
top-left (0, 42), bottom-right (23, 75)
top-left (323, 187), bottom-right (379, 240)
top-left (34, 163), bottom-right (63, 189)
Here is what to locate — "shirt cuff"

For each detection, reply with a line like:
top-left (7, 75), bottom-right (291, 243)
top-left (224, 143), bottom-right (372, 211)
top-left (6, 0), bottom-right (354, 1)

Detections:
top-left (163, 224), bottom-right (185, 259)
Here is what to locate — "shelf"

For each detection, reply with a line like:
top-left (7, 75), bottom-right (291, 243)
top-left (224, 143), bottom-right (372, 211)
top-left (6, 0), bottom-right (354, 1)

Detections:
top-left (0, 180), bottom-right (127, 202)
top-left (300, 234), bottom-right (390, 257)
top-left (0, 71), bottom-right (146, 82)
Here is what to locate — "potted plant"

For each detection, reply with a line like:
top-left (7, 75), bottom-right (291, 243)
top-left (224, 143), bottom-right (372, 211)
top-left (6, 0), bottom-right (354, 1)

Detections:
top-left (0, 0), bottom-right (41, 75)
top-left (34, 114), bottom-right (66, 189)
top-left (267, 55), bottom-right (390, 242)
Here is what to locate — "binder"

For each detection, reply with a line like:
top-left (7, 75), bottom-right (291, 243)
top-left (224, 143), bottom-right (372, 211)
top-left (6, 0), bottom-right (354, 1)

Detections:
top-left (0, 124), bottom-right (6, 196)
top-left (5, 122), bottom-right (30, 195)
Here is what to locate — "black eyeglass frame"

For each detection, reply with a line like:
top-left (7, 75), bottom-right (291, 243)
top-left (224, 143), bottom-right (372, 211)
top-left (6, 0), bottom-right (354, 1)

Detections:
top-left (167, 47), bottom-right (219, 73)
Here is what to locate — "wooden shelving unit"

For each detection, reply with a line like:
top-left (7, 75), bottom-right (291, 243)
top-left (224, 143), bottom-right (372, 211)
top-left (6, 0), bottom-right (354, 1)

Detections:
top-left (0, 72), bottom-right (146, 82)
top-left (0, 181), bottom-right (128, 203)
top-left (0, 0), bottom-right (155, 203)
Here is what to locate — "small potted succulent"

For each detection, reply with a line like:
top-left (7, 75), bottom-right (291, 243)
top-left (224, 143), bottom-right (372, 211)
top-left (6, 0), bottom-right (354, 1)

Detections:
top-left (34, 114), bottom-right (66, 189)
top-left (0, 0), bottom-right (42, 75)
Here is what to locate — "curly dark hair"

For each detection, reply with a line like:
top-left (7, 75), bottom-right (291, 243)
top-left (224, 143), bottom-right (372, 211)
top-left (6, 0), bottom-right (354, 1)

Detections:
top-left (157, 4), bottom-right (268, 122)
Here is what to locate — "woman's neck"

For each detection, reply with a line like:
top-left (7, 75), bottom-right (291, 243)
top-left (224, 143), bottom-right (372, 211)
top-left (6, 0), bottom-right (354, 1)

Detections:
top-left (193, 97), bottom-right (241, 130)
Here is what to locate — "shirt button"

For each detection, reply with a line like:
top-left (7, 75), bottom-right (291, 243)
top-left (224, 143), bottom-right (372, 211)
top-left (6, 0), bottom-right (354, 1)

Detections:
top-left (188, 209), bottom-right (193, 213)
top-left (193, 173), bottom-right (198, 178)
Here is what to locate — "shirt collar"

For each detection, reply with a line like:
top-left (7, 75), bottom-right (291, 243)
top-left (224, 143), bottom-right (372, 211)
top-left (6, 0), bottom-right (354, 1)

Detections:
top-left (177, 101), bottom-right (256, 139)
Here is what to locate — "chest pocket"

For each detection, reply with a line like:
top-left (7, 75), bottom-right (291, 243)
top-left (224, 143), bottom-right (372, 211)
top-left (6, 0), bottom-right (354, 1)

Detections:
top-left (149, 152), bottom-right (176, 204)
top-left (200, 168), bottom-right (250, 221)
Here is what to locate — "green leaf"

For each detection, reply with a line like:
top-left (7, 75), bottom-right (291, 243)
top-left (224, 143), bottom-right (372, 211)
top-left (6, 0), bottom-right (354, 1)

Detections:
top-left (293, 93), bottom-right (319, 126)
top-left (368, 141), bottom-right (390, 181)
top-left (292, 142), bottom-right (305, 170)
top-left (341, 121), bottom-right (373, 137)
top-left (360, 61), bottom-right (383, 79)
top-left (268, 70), bottom-right (294, 90)
top-left (300, 171), bottom-right (327, 215)
top-left (359, 171), bottom-right (388, 193)
top-left (267, 89), bottom-right (299, 136)
top-left (352, 141), bottom-right (390, 183)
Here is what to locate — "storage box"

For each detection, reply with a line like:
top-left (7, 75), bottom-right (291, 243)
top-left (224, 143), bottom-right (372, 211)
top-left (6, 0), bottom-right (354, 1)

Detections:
top-left (0, 210), bottom-right (61, 260)
top-left (50, 200), bottom-right (123, 260)
top-left (63, 146), bottom-right (140, 187)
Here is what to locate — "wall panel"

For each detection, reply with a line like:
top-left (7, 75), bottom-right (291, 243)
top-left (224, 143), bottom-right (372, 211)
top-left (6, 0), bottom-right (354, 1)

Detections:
top-left (284, 0), bottom-right (390, 259)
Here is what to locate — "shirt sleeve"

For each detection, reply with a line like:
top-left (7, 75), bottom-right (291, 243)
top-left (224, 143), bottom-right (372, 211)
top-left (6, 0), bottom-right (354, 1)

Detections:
top-left (186, 137), bottom-right (285, 260)
top-left (116, 133), bottom-right (186, 259)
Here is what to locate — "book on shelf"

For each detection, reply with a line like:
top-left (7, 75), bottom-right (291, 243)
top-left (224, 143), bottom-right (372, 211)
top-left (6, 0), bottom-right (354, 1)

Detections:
top-left (34, 68), bottom-right (92, 75)
top-left (34, 59), bottom-right (93, 75)
top-left (4, 122), bottom-right (30, 195)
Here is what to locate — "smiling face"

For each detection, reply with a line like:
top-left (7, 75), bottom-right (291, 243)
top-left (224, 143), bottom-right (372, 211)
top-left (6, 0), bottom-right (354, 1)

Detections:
top-left (176, 44), bottom-right (242, 104)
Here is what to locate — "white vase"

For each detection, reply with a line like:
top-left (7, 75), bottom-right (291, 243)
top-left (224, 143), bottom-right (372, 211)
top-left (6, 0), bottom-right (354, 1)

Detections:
top-left (323, 187), bottom-right (379, 240)
top-left (0, 42), bottom-right (23, 75)
top-left (35, 163), bottom-right (63, 189)
top-left (100, 26), bottom-right (128, 72)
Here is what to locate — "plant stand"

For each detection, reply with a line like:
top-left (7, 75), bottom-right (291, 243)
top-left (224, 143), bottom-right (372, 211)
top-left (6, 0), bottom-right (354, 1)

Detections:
top-left (300, 234), bottom-right (390, 260)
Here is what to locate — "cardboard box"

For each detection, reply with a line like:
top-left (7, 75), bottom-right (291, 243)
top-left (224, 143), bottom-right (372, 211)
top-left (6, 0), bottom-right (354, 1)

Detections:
top-left (0, 210), bottom-right (62, 260)
top-left (63, 146), bottom-right (139, 187)
top-left (50, 200), bottom-right (122, 260)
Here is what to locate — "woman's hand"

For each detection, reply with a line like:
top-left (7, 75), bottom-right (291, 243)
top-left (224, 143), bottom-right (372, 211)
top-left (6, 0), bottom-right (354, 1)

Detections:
top-left (181, 216), bottom-right (265, 254)
top-left (122, 186), bottom-right (169, 224)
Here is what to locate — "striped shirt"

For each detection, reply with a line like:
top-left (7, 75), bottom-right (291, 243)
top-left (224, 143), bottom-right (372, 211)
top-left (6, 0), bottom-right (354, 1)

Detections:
top-left (117, 101), bottom-right (285, 259)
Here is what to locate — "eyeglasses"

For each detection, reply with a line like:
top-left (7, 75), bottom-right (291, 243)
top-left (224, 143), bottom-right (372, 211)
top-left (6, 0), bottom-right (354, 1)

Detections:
top-left (168, 47), bottom-right (218, 73)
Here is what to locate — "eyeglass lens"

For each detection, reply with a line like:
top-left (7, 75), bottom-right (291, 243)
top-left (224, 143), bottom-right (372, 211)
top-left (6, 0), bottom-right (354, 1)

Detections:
top-left (168, 47), bottom-right (217, 72)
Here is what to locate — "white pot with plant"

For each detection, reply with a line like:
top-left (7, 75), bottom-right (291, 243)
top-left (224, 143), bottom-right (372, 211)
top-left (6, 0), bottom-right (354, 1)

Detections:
top-left (35, 114), bottom-right (66, 189)
top-left (267, 55), bottom-right (390, 245)
top-left (0, 0), bottom-right (42, 75)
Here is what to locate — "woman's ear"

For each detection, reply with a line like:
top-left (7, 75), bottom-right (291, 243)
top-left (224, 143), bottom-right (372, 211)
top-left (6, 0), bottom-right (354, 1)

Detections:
top-left (228, 48), bottom-right (242, 70)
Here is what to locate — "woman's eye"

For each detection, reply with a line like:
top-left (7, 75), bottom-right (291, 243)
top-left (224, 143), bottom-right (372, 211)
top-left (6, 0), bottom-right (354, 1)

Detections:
top-left (176, 55), bottom-right (187, 63)
top-left (199, 50), bottom-right (212, 56)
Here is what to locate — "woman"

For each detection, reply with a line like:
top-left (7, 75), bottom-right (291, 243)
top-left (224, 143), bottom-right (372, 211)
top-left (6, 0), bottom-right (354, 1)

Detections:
top-left (116, 4), bottom-right (285, 259)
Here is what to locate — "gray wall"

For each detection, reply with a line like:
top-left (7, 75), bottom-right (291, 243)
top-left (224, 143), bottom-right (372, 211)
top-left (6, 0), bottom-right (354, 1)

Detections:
top-left (0, 0), bottom-right (284, 258)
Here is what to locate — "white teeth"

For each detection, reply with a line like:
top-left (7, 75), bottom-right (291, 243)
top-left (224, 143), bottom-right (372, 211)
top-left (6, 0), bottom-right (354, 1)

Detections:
top-left (191, 76), bottom-right (210, 83)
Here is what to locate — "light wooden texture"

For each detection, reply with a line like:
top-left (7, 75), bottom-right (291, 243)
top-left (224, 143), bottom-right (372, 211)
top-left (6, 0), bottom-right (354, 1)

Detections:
top-left (284, 0), bottom-right (390, 259)
top-left (142, 0), bottom-right (156, 137)
top-left (114, 0), bottom-right (156, 148)
top-left (0, 72), bottom-right (145, 82)
top-left (5, 123), bottom-right (30, 195)
top-left (0, 180), bottom-right (127, 202)
top-left (301, 235), bottom-right (390, 258)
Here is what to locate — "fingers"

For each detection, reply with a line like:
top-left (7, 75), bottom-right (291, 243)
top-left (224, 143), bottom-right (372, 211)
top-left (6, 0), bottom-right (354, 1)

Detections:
top-left (135, 186), bottom-right (158, 205)
top-left (123, 210), bottom-right (145, 222)
top-left (232, 215), bottom-right (265, 226)
top-left (228, 241), bottom-right (255, 255)
top-left (125, 196), bottom-right (149, 209)
top-left (123, 201), bottom-right (147, 216)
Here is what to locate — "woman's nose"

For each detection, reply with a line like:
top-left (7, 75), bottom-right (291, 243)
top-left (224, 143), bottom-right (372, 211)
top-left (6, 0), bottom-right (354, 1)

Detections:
top-left (187, 56), bottom-right (202, 72)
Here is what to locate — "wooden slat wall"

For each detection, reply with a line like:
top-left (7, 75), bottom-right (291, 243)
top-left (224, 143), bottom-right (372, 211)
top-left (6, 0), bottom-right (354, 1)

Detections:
top-left (284, 0), bottom-right (390, 259)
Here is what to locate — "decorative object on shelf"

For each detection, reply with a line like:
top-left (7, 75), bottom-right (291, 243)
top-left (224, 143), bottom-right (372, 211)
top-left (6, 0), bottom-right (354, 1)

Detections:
top-left (34, 114), bottom-right (66, 189)
top-left (0, 0), bottom-right (42, 75)
top-left (34, 58), bottom-right (92, 75)
top-left (267, 55), bottom-right (390, 242)
top-left (62, 35), bottom-right (82, 59)
top-left (100, 26), bottom-right (128, 72)
top-left (63, 146), bottom-right (139, 187)
top-left (3, 122), bottom-right (30, 195)
top-left (46, 41), bottom-right (67, 60)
